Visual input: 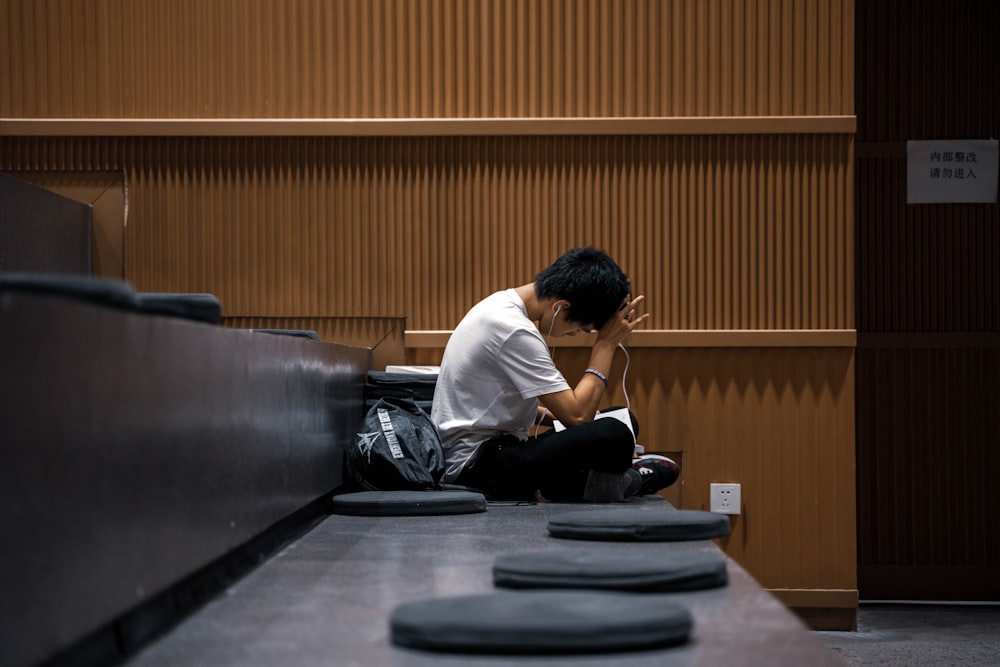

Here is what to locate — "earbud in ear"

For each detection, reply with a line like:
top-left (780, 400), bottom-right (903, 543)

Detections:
top-left (555, 304), bottom-right (563, 317)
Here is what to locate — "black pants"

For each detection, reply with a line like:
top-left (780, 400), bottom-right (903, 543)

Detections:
top-left (455, 408), bottom-right (638, 502)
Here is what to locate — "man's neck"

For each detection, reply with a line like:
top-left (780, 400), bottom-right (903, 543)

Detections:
top-left (515, 283), bottom-right (544, 321)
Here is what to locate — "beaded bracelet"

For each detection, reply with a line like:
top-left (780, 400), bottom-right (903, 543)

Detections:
top-left (584, 368), bottom-right (608, 387)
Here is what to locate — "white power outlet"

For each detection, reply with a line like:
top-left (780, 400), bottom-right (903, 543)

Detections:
top-left (710, 483), bottom-right (741, 515)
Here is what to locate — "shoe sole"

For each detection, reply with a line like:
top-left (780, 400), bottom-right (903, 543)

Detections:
top-left (632, 455), bottom-right (680, 495)
top-left (633, 454), bottom-right (678, 468)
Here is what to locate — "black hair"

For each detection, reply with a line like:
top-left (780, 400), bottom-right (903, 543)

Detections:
top-left (534, 246), bottom-right (631, 330)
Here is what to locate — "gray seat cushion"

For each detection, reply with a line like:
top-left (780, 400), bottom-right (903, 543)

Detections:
top-left (548, 508), bottom-right (731, 542)
top-left (0, 272), bottom-right (138, 310)
top-left (136, 293), bottom-right (222, 324)
top-left (330, 490), bottom-right (487, 516)
top-left (389, 590), bottom-right (692, 654)
top-left (493, 548), bottom-right (728, 592)
top-left (251, 328), bottom-right (320, 341)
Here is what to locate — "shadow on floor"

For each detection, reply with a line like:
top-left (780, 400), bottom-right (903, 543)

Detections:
top-left (817, 603), bottom-right (1000, 667)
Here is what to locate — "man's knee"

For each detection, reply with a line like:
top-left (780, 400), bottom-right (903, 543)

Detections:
top-left (587, 417), bottom-right (636, 451)
top-left (597, 407), bottom-right (639, 439)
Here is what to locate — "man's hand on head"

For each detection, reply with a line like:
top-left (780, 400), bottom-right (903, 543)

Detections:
top-left (597, 294), bottom-right (649, 347)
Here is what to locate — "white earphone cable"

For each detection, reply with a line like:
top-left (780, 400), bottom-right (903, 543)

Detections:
top-left (618, 343), bottom-right (631, 411)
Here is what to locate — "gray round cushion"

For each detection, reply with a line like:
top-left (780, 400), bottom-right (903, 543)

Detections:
top-left (389, 590), bottom-right (692, 654)
top-left (135, 292), bottom-right (222, 324)
top-left (548, 508), bottom-right (731, 542)
top-left (330, 490), bottom-right (487, 516)
top-left (493, 548), bottom-right (728, 592)
top-left (251, 328), bottom-right (320, 341)
top-left (0, 272), bottom-right (138, 310)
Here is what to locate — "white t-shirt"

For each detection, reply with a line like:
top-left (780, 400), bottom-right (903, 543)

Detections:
top-left (431, 289), bottom-right (570, 482)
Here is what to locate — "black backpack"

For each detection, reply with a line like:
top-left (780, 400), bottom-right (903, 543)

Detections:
top-left (347, 396), bottom-right (445, 491)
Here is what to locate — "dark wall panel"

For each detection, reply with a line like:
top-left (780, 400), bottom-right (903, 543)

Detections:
top-left (856, 157), bottom-right (999, 333)
top-left (856, 0), bottom-right (999, 143)
top-left (0, 172), bottom-right (92, 273)
top-left (855, 0), bottom-right (1000, 599)
top-left (856, 344), bottom-right (1000, 599)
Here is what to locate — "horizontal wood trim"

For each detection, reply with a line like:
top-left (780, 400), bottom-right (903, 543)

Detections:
top-left (406, 329), bottom-right (857, 349)
top-left (858, 332), bottom-right (1000, 348)
top-left (855, 142), bottom-right (907, 159)
top-left (0, 116), bottom-right (857, 138)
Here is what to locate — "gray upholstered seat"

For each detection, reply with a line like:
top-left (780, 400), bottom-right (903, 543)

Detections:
top-left (136, 292), bottom-right (222, 324)
top-left (0, 272), bottom-right (138, 310)
top-left (330, 490), bottom-right (487, 516)
top-left (389, 590), bottom-right (692, 654)
top-left (250, 328), bottom-right (320, 341)
top-left (547, 508), bottom-right (731, 541)
top-left (493, 548), bottom-right (728, 592)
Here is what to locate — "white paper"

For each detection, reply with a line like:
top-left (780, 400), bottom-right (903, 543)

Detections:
top-left (383, 365), bottom-right (440, 374)
top-left (553, 407), bottom-right (635, 441)
top-left (907, 139), bottom-right (998, 204)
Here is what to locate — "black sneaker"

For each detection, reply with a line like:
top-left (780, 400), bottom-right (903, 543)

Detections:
top-left (631, 455), bottom-right (680, 496)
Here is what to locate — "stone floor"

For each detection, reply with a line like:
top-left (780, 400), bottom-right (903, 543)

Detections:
top-left (818, 603), bottom-right (1000, 666)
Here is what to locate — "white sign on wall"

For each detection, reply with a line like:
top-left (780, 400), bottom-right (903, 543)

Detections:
top-left (906, 139), bottom-right (998, 204)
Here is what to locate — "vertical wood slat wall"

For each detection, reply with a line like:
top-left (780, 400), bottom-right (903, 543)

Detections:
top-left (854, 0), bottom-right (1000, 600)
top-left (1, 0), bottom-right (852, 118)
top-left (1, 134), bottom-right (854, 330)
top-left (1, 0), bottom-right (858, 620)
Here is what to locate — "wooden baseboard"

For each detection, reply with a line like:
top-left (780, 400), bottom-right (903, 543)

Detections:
top-left (768, 589), bottom-right (859, 631)
top-left (788, 606), bottom-right (858, 631)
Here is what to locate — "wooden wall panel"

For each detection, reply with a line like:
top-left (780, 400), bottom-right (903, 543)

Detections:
top-left (594, 346), bottom-right (856, 593)
top-left (2, 134), bottom-right (854, 331)
top-left (0, 0), bottom-right (853, 119)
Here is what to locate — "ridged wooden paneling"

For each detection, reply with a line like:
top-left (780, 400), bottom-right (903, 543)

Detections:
top-left (0, 0), bottom-right (853, 118)
top-left (0, 133), bottom-right (854, 331)
top-left (854, 0), bottom-right (999, 335)
top-left (856, 0), bottom-right (998, 143)
top-left (855, 0), bottom-right (1000, 600)
top-left (856, 345), bottom-right (1000, 599)
top-left (601, 346), bottom-right (855, 592)
top-left (856, 157), bottom-right (1000, 333)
